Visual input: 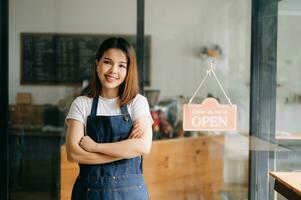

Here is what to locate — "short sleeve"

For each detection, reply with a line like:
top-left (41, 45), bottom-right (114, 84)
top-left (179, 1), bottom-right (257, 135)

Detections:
top-left (130, 95), bottom-right (154, 124)
top-left (65, 97), bottom-right (85, 125)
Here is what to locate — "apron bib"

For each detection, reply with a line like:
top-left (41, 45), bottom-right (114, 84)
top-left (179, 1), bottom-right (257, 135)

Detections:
top-left (71, 96), bottom-right (149, 200)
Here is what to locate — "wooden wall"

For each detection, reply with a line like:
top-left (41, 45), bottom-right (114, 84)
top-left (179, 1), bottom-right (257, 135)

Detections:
top-left (60, 136), bottom-right (224, 200)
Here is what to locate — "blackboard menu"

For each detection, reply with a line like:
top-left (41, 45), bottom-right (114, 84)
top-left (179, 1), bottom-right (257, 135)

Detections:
top-left (21, 33), bottom-right (151, 85)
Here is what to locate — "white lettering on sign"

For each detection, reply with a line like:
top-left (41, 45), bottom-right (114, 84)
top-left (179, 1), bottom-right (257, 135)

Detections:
top-left (191, 116), bottom-right (227, 128)
top-left (183, 98), bottom-right (237, 131)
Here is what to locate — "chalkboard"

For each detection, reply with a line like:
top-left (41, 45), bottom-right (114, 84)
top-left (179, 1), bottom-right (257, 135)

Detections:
top-left (21, 33), bottom-right (151, 85)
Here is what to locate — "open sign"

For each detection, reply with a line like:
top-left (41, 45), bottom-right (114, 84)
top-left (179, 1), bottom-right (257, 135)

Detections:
top-left (183, 98), bottom-right (237, 131)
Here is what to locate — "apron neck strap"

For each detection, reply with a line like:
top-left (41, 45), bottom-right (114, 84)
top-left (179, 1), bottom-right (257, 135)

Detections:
top-left (90, 96), bottom-right (99, 117)
top-left (120, 105), bottom-right (129, 114)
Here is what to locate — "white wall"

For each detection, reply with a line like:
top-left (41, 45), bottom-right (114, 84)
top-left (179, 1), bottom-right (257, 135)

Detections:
top-left (9, 0), bottom-right (252, 132)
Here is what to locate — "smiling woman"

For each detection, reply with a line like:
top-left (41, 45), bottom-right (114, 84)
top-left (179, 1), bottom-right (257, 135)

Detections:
top-left (65, 37), bottom-right (153, 200)
top-left (87, 37), bottom-right (140, 107)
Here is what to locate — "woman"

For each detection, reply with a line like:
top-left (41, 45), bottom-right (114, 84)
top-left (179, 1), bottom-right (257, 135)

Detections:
top-left (65, 37), bottom-right (153, 199)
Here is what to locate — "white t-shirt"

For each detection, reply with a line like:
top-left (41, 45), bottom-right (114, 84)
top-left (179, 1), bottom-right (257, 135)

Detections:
top-left (66, 94), bottom-right (153, 126)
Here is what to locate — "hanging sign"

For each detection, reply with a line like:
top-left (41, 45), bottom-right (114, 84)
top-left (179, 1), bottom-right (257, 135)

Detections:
top-left (183, 98), bottom-right (237, 131)
top-left (183, 59), bottom-right (237, 132)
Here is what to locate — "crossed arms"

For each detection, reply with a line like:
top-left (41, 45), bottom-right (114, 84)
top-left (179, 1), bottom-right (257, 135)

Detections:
top-left (65, 117), bottom-right (153, 165)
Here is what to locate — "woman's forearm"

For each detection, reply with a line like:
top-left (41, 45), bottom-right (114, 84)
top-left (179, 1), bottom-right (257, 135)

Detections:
top-left (92, 138), bottom-right (150, 159)
top-left (67, 143), bottom-right (122, 164)
top-left (78, 117), bottom-right (153, 159)
top-left (90, 118), bottom-right (153, 159)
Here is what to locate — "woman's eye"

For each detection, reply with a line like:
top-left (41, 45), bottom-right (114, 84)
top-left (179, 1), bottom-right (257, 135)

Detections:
top-left (103, 60), bottom-right (110, 64)
top-left (119, 65), bottom-right (126, 68)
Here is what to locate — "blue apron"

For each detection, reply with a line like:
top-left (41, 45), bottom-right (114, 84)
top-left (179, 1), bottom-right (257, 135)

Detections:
top-left (71, 96), bottom-right (149, 200)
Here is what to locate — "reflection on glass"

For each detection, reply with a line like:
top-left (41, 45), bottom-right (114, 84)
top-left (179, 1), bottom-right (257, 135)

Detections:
top-left (274, 0), bottom-right (301, 199)
top-left (8, 0), bottom-right (301, 199)
top-left (276, 0), bottom-right (301, 140)
top-left (144, 0), bottom-right (251, 199)
top-left (9, 0), bottom-right (136, 199)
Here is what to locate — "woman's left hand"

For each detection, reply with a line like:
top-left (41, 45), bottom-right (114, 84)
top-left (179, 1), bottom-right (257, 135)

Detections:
top-left (79, 136), bottom-right (97, 152)
top-left (128, 121), bottom-right (143, 139)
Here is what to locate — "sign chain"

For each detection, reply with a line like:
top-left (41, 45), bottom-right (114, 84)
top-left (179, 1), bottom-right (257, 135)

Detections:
top-left (188, 58), bottom-right (233, 105)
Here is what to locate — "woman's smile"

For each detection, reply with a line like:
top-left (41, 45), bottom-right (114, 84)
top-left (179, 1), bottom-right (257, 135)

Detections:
top-left (104, 74), bottom-right (119, 82)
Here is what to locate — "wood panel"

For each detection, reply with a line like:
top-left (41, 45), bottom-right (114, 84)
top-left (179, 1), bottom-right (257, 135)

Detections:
top-left (143, 136), bottom-right (224, 200)
top-left (60, 136), bottom-right (224, 200)
top-left (60, 146), bottom-right (78, 200)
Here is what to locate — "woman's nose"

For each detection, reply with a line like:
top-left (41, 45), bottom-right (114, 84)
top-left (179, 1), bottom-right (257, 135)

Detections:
top-left (110, 64), bottom-right (118, 74)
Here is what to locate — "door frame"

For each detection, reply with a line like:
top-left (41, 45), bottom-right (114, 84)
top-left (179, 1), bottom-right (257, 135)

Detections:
top-left (0, 0), bottom-right (9, 199)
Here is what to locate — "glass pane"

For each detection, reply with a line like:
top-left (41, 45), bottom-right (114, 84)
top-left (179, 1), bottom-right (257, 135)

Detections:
top-left (276, 0), bottom-right (301, 139)
top-left (8, 0), bottom-right (136, 199)
top-left (144, 0), bottom-right (251, 199)
top-left (275, 0), bottom-right (301, 199)
top-left (276, 0), bottom-right (301, 199)
top-left (9, 0), bottom-right (301, 199)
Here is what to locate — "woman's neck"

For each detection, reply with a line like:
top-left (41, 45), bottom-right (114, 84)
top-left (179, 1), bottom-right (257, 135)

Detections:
top-left (100, 89), bottom-right (119, 99)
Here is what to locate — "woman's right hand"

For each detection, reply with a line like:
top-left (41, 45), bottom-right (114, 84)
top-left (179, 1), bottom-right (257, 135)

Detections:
top-left (79, 135), bottom-right (97, 152)
top-left (128, 121), bottom-right (143, 139)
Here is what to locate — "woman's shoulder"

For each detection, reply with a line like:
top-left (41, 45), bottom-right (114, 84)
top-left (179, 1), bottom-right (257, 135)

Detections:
top-left (74, 95), bottom-right (93, 101)
top-left (127, 94), bottom-right (152, 121)
top-left (128, 94), bottom-right (150, 111)
top-left (130, 94), bottom-right (148, 105)
top-left (72, 95), bottom-right (93, 106)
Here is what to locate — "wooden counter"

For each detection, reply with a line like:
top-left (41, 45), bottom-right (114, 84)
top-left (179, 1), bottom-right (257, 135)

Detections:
top-left (269, 171), bottom-right (301, 199)
top-left (61, 135), bottom-right (224, 200)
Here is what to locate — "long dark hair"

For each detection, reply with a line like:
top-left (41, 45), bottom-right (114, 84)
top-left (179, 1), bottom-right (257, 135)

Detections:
top-left (87, 37), bottom-right (139, 106)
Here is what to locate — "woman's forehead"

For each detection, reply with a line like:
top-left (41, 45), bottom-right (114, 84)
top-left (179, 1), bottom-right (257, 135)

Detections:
top-left (102, 48), bottom-right (127, 62)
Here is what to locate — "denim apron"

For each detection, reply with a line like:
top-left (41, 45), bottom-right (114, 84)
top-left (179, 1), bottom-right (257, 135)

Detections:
top-left (71, 96), bottom-right (149, 200)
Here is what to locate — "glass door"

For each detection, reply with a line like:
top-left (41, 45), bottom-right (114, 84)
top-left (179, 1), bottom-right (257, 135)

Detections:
top-left (143, 0), bottom-right (251, 199)
top-left (8, 0), bottom-right (136, 199)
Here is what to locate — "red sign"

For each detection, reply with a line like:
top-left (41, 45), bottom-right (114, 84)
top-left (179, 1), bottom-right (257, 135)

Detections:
top-left (183, 98), bottom-right (237, 131)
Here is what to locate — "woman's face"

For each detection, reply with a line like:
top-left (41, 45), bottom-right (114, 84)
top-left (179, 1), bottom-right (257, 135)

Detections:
top-left (96, 48), bottom-right (128, 98)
